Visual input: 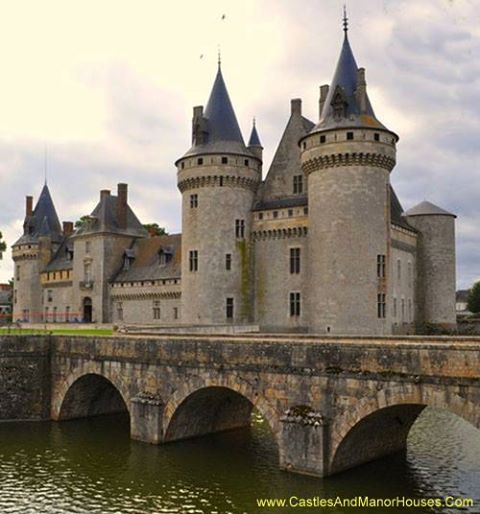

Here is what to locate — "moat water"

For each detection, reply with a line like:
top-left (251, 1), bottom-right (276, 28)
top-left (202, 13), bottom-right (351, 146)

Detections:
top-left (0, 409), bottom-right (479, 514)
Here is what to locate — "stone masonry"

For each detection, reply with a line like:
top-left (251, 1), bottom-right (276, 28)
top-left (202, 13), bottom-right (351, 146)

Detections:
top-left (1, 334), bottom-right (479, 477)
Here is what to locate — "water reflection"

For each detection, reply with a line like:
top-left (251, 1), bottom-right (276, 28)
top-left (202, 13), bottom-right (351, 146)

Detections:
top-left (0, 408), bottom-right (478, 513)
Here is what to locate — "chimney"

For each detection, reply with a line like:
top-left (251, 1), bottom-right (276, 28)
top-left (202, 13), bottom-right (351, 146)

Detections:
top-left (63, 221), bottom-right (74, 236)
top-left (26, 196), bottom-right (33, 217)
top-left (319, 84), bottom-right (329, 118)
top-left (100, 189), bottom-right (111, 201)
top-left (192, 105), bottom-right (208, 145)
top-left (356, 68), bottom-right (367, 113)
top-left (291, 98), bottom-right (302, 116)
top-left (117, 183), bottom-right (128, 229)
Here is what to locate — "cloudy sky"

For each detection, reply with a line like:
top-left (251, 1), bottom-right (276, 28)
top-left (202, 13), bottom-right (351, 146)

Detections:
top-left (0, 0), bottom-right (478, 288)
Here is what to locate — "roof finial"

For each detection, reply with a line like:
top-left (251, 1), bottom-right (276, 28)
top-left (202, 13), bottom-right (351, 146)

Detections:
top-left (44, 144), bottom-right (48, 185)
top-left (342, 4), bottom-right (348, 35)
top-left (253, 116), bottom-right (256, 127)
top-left (217, 45), bottom-right (221, 69)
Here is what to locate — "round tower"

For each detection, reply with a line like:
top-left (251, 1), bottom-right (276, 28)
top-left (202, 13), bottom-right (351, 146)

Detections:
top-left (300, 17), bottom-right (398, 335)
top-left (176, 63), bottom-right (261, 325)
top-left (12, 186), bottom-right (63, 323)
top-left (404, 201), bottom-right (456, 330)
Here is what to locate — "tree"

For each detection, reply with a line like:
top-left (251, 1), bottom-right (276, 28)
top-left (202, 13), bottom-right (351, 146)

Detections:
top-left (467, 281), bottom-right (480, 314)
top-left (0, 231), bottom-right (6, 260)
top-left (75, 215), bottom-right (90, 230)
top-left (143, 223), bottom-right (168, 237)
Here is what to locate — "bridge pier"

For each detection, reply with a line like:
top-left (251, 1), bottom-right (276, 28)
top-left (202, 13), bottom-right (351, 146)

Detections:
top-left (279, 407), bottom-right (329, 477)
top-left (130, 393), bottom-right (165, 445)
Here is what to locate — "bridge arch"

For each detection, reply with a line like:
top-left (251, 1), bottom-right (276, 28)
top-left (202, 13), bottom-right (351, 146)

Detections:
top-left (163, 376), bottom-right (281, 451)
top-left (52, 366), bottom-right (132, 421)
top-left (329, 384), bottom-right (480, 475)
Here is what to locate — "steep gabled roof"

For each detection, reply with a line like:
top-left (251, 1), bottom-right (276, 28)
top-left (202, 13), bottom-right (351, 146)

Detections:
top-left (75, 195), bottom-right (147, 237)
top-left (14, 184), bottom-right (63, 246)
top-left (256, 101), bottom-right (314, 206)
top-left (390, 186), bottom-right (416, 231)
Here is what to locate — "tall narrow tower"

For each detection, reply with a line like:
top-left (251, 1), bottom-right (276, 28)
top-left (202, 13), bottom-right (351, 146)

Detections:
top-left (176, 63), bottom-right (261, 325)
top-left (300, 14), bottom-right (398, 334)
top-left (12, 185), bottom-right (63, 322)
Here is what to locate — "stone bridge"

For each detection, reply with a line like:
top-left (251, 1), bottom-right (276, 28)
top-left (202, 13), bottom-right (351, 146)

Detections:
top-left (1, 334), bottom-right (480, 477)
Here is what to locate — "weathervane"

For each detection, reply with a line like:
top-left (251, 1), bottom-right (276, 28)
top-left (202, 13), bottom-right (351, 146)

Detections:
top-left (343, 4), bottom-right (348, 34)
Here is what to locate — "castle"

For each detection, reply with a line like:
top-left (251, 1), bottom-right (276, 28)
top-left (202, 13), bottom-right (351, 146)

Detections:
top-left (11, 19), bottom-right (457, 335)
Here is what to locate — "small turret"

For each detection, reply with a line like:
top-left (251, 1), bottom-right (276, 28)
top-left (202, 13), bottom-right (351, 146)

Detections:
top-left (248, 119), bottom-right (263, 163)
top-left (404, 201), bottom-right (457, 330)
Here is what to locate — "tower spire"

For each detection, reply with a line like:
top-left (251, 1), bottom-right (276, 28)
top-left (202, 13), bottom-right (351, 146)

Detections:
top-left (343, 4), bottom-right (348, 35)
top-left (44, 144), bottom-right (48, 185)
top-left (217, 45), bottom-right (221, 69)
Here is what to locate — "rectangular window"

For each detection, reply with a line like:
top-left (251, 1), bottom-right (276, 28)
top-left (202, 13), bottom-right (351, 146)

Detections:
top-left (244, 159), bottom-right (249, 167)
top-left (44, 307), bottom-right (49, 323)
top-left (53, 306), bottom-right (57, 323)
top-left (226, 297), bottom-right (234, 319)
top-left (288, 209), bottom-right (293, 217)
top-left (397, 259), bottom-right (401, 281)
top-left (293, 175), bottom-right (303, 194)
top-left (197, 158), bottom-right (203, 165)
top-left (289, 292), bottom-right (301, 317)
top-left (116, 302), bottom-right (123, 321)
top-left (153, 301), bottom-right (161, 319)
top-left (377, 293), bottom-right (386, 319)
top-left (393, 298), bottom-right (397, 318)
top-left (235, 219), bottom-right (245, 239)
top-left (84, 262), bottom-right (92, 282)
top-left (401, 298), bottom-right (405, 321)
top-left (190, 194), bottom-right (198, 208)
top-left (16, 265), bottom-right (20, 281)
top-left (290, 248), bottom-right (301, 274)
top-left (347, 131), bottom-right (354, 140)
top-left (377, 254), bottom-right (386, 278)
top-left (408, 298), bottom-right (412, 321)
top-left (47, 290), bottom-right (53, 302)
top-left (173, 307), bottom-right (179, 320)
top-left (320, 135), bottom-right (326, 144)
top-left (66, 306), bottom-right (70, 322)
top-left (258, 213), bottom-right (263, 220)
top-left (273, 211), bottom-right (278, 219)
top-left (304, 207), bottom-right (308, 215)
top-left (374, 133), bottom-right (380, 142)
top-left (225, 253), bottom-right (232, 271)
top-left (189, 250), bottom-right (198, 272)
top-left (86, 241), bottom-right (91, 254)
top-left (221, 156), bottom-right (228, 164)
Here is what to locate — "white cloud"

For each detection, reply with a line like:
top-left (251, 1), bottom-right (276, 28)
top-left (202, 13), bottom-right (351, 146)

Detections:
top-left (0, 0), bottom-right (478, 288)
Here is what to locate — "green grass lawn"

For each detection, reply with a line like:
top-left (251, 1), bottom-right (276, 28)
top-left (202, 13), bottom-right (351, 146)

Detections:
top-left (0, 328), bottom-right (113, 337)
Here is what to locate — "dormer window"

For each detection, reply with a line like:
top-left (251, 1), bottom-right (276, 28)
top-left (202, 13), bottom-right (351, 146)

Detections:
top-left (331, 86), bottom-right (348, 120)
top-left (159, 248), bottom-right (173, 266)
top-left (123, 249), bottom-right (135, 271)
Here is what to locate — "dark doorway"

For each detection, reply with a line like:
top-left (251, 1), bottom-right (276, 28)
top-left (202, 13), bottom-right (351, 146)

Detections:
top-left (83, 297), bottom-right (92, 323)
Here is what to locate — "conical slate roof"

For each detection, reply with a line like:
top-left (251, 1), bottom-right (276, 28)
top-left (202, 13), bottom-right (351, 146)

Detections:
top-left (311, 27), bottom-right (388, 133)
top-left (182, 65), bottom-right (254, 159)
top-left (404, 200), bottom-right (456, 218)
top-left (248, 120), bottom-right (262, 147)
top-left (14, 184), bottom-right (63, 245)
